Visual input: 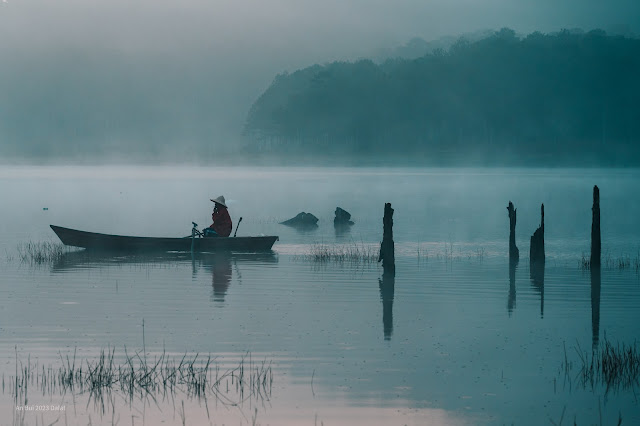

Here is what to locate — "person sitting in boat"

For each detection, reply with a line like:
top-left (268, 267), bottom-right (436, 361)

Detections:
top-left (204, 195), bottom-right (232, 237)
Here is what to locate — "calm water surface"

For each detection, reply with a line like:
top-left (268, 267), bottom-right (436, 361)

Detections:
top-left (0, 166), bottom-right (639, 425)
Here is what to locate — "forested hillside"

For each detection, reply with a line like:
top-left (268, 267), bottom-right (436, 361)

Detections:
top-left (244, 29), bottom-right (640, 165)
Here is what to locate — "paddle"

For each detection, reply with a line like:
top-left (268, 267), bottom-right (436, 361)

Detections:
top-left (233, 217), bottom-right (243, 237)
top-left (184, 222), bottom-right (204, 238)
top-left (190, 222), bottom-right (201, 254)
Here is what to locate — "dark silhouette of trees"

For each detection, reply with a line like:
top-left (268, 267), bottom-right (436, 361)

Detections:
top-left (244, 28), bottom-right (640, 165)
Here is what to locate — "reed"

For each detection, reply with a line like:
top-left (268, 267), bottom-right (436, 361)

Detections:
top-left (15, 241), bottom-right (71, 264)
top-left (580, 253), bottom-right (591, 270)
top-left (7, 347), bottom-right (273, 411)
top-left (301, 242), bottom-right (378, 263)
top-left (571, 338), bottom-right (640, 392)
top-left (580, 251), bottom-right (640, 271)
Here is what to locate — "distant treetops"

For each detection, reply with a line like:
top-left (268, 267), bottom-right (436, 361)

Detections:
top-left (243, 28), bottom-right (640, 166)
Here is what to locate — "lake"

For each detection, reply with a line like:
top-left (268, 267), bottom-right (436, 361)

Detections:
top-left (1, 165), bottom-right (639, 425)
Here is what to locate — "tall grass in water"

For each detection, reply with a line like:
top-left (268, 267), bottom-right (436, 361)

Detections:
top-left (301, 242), bottom-right (378, 263)
top-left (7, 347), bottom-right (273, 413)
top-left (580, 251), bottom-right (640, 272)
top-left (568, 338), bottom-right (640, 392)
top-left (16, 241), bottom-right (71, 264)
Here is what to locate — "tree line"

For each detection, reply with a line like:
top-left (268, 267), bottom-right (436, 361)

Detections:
top-left (243, 28), bottom-right (640, 166)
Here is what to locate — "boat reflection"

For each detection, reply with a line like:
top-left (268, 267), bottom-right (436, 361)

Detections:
top-left (52, 250), bottom-right (278, 304)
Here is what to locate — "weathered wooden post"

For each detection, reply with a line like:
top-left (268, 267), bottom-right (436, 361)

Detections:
top-left (507, 201), bottom-right (519, 261)
top-left (378, 203), bottom-right (395, 275)
top-left (529, 203), bottom-right (545, 318)
top-left (529, 204), bottom-right (545, 264)
top-left (590, 186), bottom-right (601, 267)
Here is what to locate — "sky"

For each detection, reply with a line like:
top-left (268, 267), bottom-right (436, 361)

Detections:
top-left (0, 0), bottom-right (639, 159)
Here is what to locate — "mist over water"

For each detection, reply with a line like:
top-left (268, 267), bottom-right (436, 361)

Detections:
top-left (2, 1), bottom-right (640, 424)
top-left (1, 166), bottom-right (639, 425)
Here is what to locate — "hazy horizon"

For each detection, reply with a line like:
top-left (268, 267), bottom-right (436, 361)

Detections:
top-left (1, 0), bottom-right (639, 163)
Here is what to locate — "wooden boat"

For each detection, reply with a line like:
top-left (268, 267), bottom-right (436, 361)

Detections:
top-left (50, 225), bottom-right (279, 252)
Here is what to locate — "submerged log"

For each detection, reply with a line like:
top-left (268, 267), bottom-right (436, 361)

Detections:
top-left (334, 207), bottom-right (355, 226)
top-left (280, 212), bottom-right (319, 228)
top-left (529, 204), bottom-right (545, 264)
top-left (377, 203), bottom-right (395, 275)
top-left (590, 186), bottom-right (601, 267)
top-left (507, 201), bottom-right (519, 261)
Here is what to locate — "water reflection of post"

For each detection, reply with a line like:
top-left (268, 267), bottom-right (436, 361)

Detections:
top-left (379, 270), bottom-right (395, 340)
top-left (530, 262), bottom-right (545, 318)
top-left (508, 258), bottom-right (517, 315)
top-left (590, 265), bottom-right (601, 349)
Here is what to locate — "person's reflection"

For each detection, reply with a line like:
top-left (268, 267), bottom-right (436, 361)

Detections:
top-left (201, 254), bottom-right (233, 303)
top-left (379, 270), bottom-right (395, 340)
top-left (530, 261), bottom-right (545, 318)
top-left (590, 265), bottom-right (601, 350)
top-left (508, 258), bottom-right (518, 316)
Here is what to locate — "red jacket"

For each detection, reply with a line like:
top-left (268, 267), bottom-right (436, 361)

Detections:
top-left (210, 207), bottom-right (232, 237)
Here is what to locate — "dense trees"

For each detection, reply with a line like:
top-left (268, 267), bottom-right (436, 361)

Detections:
top-left (244, 29), bottom-right (640, 165)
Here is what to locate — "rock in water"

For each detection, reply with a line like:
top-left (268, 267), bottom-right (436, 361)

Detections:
top-left (280, 212), bottom-right (319, 227)
top-left (334, 207), bottom-right (354, 226)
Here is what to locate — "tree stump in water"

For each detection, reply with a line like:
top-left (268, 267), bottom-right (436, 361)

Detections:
top-left (378, 203), bottom-right (395, 275)
top-left (507, 201), bottom-right (519, 261)
top-left (590, 186), bottom-right (601, 268)
top-left (529, 204), bottom-right (545, 264)
top-left (334, 207), bottom-right (354, 226)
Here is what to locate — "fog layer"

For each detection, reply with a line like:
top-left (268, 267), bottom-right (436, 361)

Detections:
top-left (0, 1), bottom-right (638, 162)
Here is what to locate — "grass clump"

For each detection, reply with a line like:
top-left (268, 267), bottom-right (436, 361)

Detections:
top-left (7, 347), bottom-right (273, 411)
top-left (16, 241), bottom-right (71, 264)
top-left (580, 251), bottom-right (640, 272)
top-left (301, 242), bottom-right (378, 264)
top-left (567, 338), bottom-right (640, 392)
